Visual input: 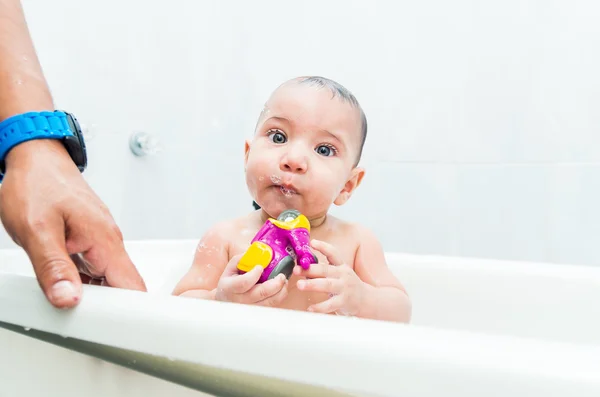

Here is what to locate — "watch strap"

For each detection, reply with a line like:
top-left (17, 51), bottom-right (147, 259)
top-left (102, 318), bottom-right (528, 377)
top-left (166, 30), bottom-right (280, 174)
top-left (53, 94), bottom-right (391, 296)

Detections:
top-left (0, 111), bottom-right (76, 182)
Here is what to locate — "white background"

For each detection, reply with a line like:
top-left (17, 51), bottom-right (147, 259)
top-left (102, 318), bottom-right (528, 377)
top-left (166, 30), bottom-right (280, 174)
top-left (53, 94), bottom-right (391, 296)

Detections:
top-left (1, 0), bottom-right (599, 267)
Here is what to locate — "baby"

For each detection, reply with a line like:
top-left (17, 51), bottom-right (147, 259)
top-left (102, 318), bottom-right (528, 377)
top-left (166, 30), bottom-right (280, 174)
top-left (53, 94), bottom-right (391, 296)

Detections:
top-left (173, 76), bottom-right (411, 323)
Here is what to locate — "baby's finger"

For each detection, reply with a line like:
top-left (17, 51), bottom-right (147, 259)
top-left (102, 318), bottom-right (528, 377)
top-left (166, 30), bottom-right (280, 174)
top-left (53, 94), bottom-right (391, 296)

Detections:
top-left (255, 280), bottom-right (289, 307)
top-left (297, 278), bottom-right (341, 294)
top-left (308, 294), bottom-right (344, 314)
top-left (229, 265), bottom-right (264, 294)
top-left (295, 263), bottom-right (338, 279)
top-left (222, 254), bottom-right (245, 277)
top-left (310, 239), bottom-right (344, 267)
top-left (244, 273), bottom-right (286, 303)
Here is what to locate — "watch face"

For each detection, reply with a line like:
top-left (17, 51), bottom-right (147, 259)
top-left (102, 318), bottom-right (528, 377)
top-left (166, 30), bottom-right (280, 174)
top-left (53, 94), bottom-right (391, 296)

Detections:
top-left (65, 112), bottom-right (81, 135)
top-left (63, 112), bottom-right (88, 172)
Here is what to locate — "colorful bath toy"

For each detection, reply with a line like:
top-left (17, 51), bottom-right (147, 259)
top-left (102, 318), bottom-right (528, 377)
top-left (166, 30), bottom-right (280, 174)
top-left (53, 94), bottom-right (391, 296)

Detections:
top-left (237, 209), bottom-right (318, 283)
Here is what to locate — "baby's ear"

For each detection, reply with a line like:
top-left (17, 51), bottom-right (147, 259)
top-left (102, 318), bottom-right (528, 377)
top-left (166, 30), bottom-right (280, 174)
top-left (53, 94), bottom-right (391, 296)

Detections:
top-left (244, 139), bottom-right (251, 168)
top-left (334, 167), bottom-right (366, 206)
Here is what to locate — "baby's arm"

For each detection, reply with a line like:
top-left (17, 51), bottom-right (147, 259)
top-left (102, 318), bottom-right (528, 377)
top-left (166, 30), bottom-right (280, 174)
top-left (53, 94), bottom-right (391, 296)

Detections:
top-left (172, 222), bottom-right (231, 299)
top-left (353, 226), bottom-right (412, 323)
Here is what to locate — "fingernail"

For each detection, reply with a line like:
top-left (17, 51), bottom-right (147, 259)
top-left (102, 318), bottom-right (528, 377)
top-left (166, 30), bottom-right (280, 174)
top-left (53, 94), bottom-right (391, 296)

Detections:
top-left (50, 280), bottom-right (80, 304)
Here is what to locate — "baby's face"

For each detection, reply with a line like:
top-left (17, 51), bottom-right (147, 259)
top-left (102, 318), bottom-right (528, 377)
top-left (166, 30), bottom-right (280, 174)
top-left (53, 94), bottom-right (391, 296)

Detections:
top-left (245, 82), bottom-right (364, 220)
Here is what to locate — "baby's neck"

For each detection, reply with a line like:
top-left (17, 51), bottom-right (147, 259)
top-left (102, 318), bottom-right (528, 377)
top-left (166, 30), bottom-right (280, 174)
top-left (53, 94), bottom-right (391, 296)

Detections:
top-left (307, 214), bottom-right (328, 229)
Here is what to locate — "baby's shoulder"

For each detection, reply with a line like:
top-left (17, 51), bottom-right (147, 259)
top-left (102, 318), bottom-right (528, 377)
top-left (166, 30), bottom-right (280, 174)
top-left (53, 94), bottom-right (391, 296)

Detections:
top-left (321, 217), bottom-right (384, 267)
top-left (326, 216), bottom-right (384, 255)
top-left (198, 213), bottom-right (255, 243)
top-left (326, 216), bottom-right (378, 240)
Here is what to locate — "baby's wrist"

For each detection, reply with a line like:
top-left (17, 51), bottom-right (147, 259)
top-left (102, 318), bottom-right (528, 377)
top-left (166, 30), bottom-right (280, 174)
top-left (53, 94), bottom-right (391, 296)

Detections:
top-left (354, 281), bottom-right (376, 317)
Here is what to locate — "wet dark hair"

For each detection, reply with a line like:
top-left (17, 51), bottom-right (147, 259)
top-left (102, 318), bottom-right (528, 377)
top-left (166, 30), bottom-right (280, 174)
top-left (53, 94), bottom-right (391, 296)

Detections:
top-left (252, 200), bottom-right (261, 210)
top-left (297, 76), bottom-right (367, 164)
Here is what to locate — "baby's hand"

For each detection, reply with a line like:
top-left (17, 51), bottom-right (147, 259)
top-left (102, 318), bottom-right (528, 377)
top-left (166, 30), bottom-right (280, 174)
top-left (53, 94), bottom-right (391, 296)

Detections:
top-left (214, 254), bottom-right (289, 307)
top-left (294, 239), bottom-right (366, 316)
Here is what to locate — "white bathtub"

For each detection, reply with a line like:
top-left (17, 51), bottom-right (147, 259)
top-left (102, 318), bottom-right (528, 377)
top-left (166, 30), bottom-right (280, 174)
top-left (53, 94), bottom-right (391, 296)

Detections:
top-left (1, 239), bottom-right (600, 397)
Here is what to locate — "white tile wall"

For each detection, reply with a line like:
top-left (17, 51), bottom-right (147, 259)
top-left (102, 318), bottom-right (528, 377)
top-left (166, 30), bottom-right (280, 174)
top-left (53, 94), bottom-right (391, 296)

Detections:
top-left (455, 165), bottom-right (552, 262)
top-left (547, 165), bottom-right (600, 266)
top-left (1, 0), bottom-right (599, 266)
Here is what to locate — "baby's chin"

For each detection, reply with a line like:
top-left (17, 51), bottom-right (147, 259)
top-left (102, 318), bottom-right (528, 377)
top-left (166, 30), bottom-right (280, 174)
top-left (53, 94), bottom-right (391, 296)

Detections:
top-left (254, 196), bottom-right (297, 217)
top-left (257, 201), bottom-right (298, 219)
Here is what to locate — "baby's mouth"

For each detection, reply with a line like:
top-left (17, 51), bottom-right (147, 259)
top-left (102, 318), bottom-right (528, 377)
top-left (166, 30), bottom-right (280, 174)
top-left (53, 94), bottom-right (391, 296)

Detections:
top-left (279, 185), bottom-right (297, 197)
top-left (268, 175), bottom-right (298, 197)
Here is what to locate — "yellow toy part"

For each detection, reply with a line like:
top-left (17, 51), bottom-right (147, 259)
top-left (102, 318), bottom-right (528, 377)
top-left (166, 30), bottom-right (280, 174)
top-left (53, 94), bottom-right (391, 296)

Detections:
top-left (269, 214), bottom-right (310, 231)
top-left (237, 241), bottom-right (274, 272)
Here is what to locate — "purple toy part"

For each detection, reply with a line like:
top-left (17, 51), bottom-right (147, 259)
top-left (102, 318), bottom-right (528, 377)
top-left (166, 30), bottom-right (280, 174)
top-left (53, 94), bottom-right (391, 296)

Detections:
top-left (288, 227), bottom-right (314, 270)
top-left (243, 215), bottom-right (317, 283)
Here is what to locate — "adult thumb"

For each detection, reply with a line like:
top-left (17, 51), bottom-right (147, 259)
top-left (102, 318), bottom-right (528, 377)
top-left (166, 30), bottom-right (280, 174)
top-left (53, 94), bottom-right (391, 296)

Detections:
top-left (22, 230), bottom-right (83, 309)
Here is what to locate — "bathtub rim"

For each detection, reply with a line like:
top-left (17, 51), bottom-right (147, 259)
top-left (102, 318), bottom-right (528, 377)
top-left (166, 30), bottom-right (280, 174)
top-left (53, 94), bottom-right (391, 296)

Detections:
top-left (2, 271), bottom-right (600, 397)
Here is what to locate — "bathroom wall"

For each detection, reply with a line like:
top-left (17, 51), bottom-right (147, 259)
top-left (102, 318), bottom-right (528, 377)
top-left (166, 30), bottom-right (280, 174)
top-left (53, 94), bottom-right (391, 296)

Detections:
top-left (1, 0), bottom-right (599, 266)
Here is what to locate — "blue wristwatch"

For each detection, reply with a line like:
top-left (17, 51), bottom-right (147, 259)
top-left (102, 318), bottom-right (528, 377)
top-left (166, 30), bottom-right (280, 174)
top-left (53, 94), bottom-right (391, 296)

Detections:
top-left (0, 110), bottom-right (87, 182)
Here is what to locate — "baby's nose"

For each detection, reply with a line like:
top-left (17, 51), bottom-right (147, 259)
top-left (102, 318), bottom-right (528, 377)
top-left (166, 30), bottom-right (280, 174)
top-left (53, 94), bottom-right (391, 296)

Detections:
top-left (280, 153), bottom-right (308, 174)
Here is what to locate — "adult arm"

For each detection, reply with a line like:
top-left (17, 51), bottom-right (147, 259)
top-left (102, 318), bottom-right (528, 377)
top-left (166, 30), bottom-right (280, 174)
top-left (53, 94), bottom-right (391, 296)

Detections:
top-left (0, 0), bottom-right (147, 308)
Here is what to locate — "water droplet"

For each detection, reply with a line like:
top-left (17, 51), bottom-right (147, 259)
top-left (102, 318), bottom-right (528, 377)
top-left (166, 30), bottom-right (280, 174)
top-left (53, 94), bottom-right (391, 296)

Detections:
top-left (80, 123), bottom-right (98, 142)
top-left (275, 239), bottom-right (281, 245)
top-left (270, 175), bottom-right (281, 184)
top-left (24, 327), bottom-right (30, 331)
top-left (15, 79), bottom-right (23, 85)
top-left (197, 242), bottom-right (207, 252)
top-left (259, 176), bottom-right (264, 182)
top-left (206, 264), bottom-right (212, 268)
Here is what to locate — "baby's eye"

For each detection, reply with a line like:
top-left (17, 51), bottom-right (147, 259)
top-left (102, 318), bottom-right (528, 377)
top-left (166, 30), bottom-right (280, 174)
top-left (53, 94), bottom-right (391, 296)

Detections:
top-left (267, 129), bottom-right (287, 144)
top-left (315, 145), bottom-right (336, 157)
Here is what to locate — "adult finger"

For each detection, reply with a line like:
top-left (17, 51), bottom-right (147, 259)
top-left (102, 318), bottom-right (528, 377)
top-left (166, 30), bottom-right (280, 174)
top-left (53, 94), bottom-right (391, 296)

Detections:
top-left (310, 239), bottom-right (344, 266)
top-left (19, 217), bottom-right (82, 309)
top-left (81, 235), bottom-right (146, 292)
top-left (102, 248), bottom-right (146, 290)
top-left (297, 277), bottom-right (341, 294)
top-left (244, 273), bottom-right (286, 304)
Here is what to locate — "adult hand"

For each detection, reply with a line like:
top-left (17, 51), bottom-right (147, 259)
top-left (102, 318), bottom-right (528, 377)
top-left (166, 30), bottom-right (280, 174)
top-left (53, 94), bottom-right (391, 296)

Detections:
top-left (0, 140), bottom-right (147, 308)
top-left (214, 254), bottom-right (289, 307)
top-left (295, 239), bottom-right (366, 316)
